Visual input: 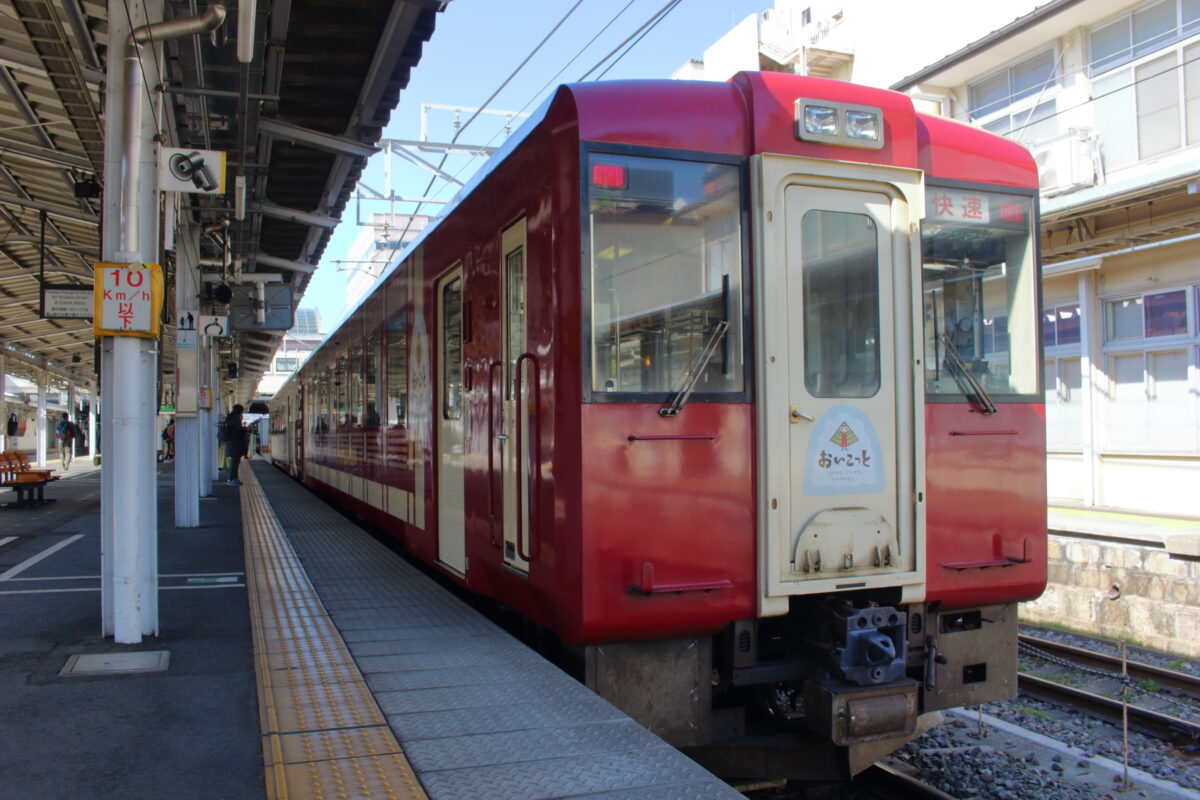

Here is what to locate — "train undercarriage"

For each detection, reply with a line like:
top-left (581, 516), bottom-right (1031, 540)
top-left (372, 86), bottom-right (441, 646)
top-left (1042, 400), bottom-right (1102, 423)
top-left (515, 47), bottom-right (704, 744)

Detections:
top-left (585, 597), bottom-right (1020, 781)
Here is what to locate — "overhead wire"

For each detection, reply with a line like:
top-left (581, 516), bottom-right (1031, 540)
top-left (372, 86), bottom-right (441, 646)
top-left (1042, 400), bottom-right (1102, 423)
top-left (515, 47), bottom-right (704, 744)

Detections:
top-left (593, 0), bottom-right (684, 80)
top-left (442, 0), bottom-right (686, 188)
top-left (394, 0), bottom-right (588, 243)
top-left (576, 0), bottom-right (683, 82)
top-left (441, 0), bottom-right (644, 185)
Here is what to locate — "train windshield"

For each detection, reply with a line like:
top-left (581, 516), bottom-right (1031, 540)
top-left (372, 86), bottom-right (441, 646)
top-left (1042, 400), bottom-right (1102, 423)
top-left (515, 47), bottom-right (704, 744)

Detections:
top-left (921, 187), bottom-right (1039, 401)
top-left (586, 153), bottom-right (745, 398)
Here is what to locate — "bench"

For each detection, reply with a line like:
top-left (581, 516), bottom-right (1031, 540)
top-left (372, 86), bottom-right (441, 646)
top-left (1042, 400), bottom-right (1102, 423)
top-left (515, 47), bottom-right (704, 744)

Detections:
top-left (0, 450), bottom-right (58, 509)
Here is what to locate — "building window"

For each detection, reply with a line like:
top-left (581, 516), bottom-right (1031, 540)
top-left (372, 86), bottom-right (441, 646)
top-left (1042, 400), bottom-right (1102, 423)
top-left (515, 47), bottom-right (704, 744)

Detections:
top-left (969, 50), bottom-right (1058, 120)
top-left (1045, 357), bottom-right (1084, 450)
top-left (1107, 349), bottom-right (1192, 450)
top-left (1043, 304), bottom-right (1081, 347)
top-left (291, 308), bottom-right (321, 335)
top-left (276, 357), bottom-right (298, 372)
top-left (1090, 2), bottom-right (1200, 167)
top-left (1089, 0), bottom-right (1200, 74)
top-left (1106, 290), bottom-right (1189, 340)
top-left (981, 100), bottom-right (1058, 144)
top-left (1101, 284), bottom-right (1198, 453)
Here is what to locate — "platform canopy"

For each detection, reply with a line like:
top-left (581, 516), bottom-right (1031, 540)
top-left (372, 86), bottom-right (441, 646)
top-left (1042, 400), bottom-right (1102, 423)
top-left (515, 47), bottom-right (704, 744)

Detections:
top-left (0, 0), bottom-right (444, 397)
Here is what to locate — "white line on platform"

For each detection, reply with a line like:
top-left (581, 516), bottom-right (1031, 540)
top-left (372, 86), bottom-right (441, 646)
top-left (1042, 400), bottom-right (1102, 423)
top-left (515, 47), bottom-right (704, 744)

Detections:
top-left (0, 536), bottom-right (17, 547)
top-left (161, 584), bottom-right (245, 590)
top-left (0, 584), bottom-right (245, 596)
top-left (6, 572), bottom-right (246, 582)
top-left (0, 535), bottom-right (83, 581)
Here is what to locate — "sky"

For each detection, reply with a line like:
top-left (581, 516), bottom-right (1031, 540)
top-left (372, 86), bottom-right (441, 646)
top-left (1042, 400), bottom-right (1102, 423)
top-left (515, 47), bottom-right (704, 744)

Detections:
top-left (299, 0), bottom-right (772, 332)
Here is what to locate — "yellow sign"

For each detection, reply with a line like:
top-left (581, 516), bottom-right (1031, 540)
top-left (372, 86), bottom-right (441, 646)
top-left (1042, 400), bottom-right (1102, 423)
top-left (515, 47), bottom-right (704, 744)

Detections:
top-left (93, 262), bottom-right (164, 338)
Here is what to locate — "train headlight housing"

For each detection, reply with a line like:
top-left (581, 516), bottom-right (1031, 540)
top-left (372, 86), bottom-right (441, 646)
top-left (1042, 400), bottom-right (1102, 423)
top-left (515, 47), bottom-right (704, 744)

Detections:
top-left (794, 99), bottom-right (885, 150)
top-left (803, 105), bottom-right (839, 136)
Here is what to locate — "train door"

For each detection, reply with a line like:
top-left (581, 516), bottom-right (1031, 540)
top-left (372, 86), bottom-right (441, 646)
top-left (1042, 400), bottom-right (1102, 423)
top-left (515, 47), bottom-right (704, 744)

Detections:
top-left (500, 220), bottom-right (531, 573)
top-left (436, 266), bottom-right (467, 575)
top-left (755, 157), bottom-right (924, 615)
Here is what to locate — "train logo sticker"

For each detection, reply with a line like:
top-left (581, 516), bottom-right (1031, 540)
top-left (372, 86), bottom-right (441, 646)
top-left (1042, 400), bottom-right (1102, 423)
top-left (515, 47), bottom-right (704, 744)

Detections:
top-left (803, 405), bottom-right (884, 495)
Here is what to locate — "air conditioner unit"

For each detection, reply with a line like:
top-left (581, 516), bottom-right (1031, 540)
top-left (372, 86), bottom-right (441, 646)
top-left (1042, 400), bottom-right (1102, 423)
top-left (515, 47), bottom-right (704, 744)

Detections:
top-left (1031, 128), bottom-right (1101, 195)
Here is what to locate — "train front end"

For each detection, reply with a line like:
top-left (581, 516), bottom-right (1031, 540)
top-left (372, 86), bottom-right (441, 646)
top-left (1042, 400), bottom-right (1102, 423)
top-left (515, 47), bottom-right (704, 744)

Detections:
top-left (575, 73), bottom-right (1046, 778)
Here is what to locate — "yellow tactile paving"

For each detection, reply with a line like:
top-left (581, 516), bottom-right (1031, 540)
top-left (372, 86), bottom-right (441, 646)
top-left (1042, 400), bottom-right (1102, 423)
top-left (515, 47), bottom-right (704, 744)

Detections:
top-left (240, 463), bottom-right (429, 800)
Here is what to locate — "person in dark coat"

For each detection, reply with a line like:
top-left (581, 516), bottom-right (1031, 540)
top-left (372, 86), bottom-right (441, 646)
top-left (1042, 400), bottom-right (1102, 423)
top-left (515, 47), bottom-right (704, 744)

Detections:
top-left (224, 404), bottom-right (248, 486)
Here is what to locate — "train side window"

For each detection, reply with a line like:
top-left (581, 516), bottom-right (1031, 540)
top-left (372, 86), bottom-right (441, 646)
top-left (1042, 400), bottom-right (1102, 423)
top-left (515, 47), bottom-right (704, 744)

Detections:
top-left (350, 344), bottom-right (364, 427)
top-left (442, 277), bottom-right (463, 420)
top-left (921, 189), bottom-right (1038, 399)
top-left (336, 356), bottom-right (349, 427)
top-left (365, 332), bottom-right (380, 427)
top-left (505, 245), bottom-right (526, 400)
top-left (386, 311), bottom-right (408, 425)
top-left (587, 153), bottom-right (745, 397)
top-left (801, 210), bottom-right (881, 398)
top-left (317, 372), bottom-right (330, 432)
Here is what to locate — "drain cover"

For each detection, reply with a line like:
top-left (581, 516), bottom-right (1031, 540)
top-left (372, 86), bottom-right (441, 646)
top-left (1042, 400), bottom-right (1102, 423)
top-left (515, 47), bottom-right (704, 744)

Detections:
top-left (60, 650), bottom-right (170, 677)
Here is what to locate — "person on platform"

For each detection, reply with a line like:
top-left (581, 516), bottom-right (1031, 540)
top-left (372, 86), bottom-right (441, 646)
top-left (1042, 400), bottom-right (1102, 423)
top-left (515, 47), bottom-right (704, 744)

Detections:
top-left (224, 404), bottom-right (248, 486)
top-left (54, 412), bottom-right (75, 471)
top-left (161, 417), bottom-right (176, 460)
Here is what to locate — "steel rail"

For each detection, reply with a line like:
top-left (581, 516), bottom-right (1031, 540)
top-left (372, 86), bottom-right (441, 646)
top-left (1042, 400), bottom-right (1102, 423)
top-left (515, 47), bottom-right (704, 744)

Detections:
top-left (1020, 633), bottom-right (1200, 700)
top-left (1018, 673), bottom-right (1200, 741)
top-left (854, 763), bottom-right (958, 800)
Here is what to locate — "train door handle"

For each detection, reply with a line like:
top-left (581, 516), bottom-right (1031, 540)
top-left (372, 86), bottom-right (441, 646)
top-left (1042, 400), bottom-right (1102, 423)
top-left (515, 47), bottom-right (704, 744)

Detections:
top-left (790, 407), bottom-right (814, 423)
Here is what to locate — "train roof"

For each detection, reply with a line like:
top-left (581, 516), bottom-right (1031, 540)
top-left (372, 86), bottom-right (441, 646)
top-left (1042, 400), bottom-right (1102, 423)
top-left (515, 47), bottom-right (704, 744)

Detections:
top-left (295, 73), bottom-right (1037, 372)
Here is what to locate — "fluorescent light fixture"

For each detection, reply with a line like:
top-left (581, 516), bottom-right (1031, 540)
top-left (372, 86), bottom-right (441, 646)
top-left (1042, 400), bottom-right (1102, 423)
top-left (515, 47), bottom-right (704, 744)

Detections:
top-left (235, 175), bottom-right (246, 221)
top-left (237, 0), bottom-right (255, 63)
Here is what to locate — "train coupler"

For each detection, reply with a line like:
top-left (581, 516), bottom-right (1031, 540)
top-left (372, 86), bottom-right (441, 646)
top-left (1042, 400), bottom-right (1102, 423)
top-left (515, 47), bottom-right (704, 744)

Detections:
top-left (803, 677), bottom-right (918, 746)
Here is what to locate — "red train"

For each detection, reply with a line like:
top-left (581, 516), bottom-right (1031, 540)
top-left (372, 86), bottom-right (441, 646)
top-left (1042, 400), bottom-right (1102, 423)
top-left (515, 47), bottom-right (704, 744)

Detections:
top-left (270, 71), bottom-right (1046, 780)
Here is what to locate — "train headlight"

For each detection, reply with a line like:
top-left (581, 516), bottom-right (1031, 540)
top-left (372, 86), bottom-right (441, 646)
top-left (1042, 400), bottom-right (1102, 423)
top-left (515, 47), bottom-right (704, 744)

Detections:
top-left (803, 105), bottom-right (839, 136)
top-left (794, 99), bottom-right (885, 150)
top-left (845, 110), bottom-right (880, 141)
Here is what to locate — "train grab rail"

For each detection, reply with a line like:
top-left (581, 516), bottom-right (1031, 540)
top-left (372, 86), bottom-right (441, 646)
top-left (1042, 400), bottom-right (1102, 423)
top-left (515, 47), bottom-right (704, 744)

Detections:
top-left (486, 359), bottom-right (502, 548)
top-left (514, 351), bottom-right (542, 562)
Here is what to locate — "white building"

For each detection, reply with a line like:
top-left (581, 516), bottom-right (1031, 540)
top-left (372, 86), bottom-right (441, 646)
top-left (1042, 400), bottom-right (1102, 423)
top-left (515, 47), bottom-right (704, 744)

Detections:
top-left (345, 212), bottom-right (432, 310)
top-left (679, 0), bottom-right (1200, 516)
top-left (255, 308), bottom-right (325, 398)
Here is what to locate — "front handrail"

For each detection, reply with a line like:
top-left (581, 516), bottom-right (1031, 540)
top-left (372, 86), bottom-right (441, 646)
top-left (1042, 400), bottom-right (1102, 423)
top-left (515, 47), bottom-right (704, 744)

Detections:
top-left (514, 351), bottom-right (541, 562)
top-left (485, 360), bottom-right (502, 547)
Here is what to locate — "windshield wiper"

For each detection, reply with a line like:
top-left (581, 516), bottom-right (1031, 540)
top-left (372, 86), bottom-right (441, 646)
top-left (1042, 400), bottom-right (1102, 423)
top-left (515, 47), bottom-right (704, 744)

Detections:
top-left (660, 320), bottom-right (729, 417)
top-left (940, 333), bottom-right (997, 415)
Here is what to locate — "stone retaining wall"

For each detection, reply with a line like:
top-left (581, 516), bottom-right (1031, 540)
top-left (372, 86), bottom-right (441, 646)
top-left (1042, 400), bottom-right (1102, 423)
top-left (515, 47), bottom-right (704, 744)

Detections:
top-left (1020, 534), bottom-right (1200, 659)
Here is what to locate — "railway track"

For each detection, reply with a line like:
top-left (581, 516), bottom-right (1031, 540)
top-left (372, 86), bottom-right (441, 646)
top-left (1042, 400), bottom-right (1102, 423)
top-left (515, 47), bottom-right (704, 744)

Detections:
top-left (1020, 631), bottom-right (1200, 700)
top-left (1017, 633), bottom-right (1200, 743)
top-left (851, 764), bottom-right (958, 799)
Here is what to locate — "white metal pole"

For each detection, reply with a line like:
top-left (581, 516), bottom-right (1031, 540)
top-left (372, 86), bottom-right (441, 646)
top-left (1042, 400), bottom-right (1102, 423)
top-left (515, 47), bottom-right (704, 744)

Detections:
top-left (1078, 271), bottom-right (1098, 508)
top-left (199, 338), bottom-right (214, 496)
top-left (175, 224), bottom-right (200, 527)
top-left (0, 353), bottom-right (7, 451)
top-left (68, 382), bottom-right (77, 469)
top-left (87, 389), bottom-right (96, 461)
top-left (100, 0), bottom-right (225, 642)
top-left (35, 374), bottom-right (47, 468)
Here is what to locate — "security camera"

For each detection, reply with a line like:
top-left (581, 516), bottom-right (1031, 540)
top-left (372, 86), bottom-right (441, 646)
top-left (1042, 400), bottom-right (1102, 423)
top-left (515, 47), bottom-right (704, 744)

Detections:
top-left (169, 151), bottom-right (216, 191)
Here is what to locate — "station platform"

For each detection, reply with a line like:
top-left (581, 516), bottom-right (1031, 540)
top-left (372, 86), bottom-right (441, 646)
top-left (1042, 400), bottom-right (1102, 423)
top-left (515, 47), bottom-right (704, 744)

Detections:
top-left (0, 457), bottom-right (741, 800)
top-left (1048, 503), bottom-right (1200, 557)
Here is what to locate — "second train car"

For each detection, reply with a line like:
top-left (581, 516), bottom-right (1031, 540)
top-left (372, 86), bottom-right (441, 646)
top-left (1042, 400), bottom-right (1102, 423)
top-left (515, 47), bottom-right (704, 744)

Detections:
top-left (270, 71), bottom-right (1047, 779)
